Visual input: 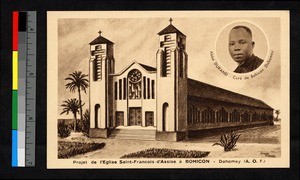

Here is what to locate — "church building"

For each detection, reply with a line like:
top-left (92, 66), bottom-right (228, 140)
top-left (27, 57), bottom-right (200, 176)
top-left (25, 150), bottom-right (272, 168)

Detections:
top-left (88, 20), bottom-right (274, 141)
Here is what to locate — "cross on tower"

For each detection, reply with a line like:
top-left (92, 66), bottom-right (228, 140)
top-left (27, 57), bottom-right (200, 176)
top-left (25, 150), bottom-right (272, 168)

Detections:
top-left (169, 18), bottom-right (173, 25)
top-left (98, 30), bottom-right (102, 36)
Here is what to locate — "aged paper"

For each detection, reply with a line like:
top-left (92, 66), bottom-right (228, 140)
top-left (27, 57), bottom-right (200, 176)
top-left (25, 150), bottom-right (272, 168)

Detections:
top-left (47, 11), bottom-right (289, 168)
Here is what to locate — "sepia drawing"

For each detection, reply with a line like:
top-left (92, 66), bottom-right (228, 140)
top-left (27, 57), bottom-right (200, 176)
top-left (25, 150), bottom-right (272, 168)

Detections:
top-left (47, 11), bottom-right (289, 168)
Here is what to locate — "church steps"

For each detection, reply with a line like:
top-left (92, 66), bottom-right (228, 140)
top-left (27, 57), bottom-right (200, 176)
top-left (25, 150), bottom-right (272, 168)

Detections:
top-left (109, 129), bottom-right (156, 140)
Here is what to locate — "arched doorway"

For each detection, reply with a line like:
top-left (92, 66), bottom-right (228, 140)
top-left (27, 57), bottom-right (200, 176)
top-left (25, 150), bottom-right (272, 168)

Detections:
top-left (162, 103), bottom-right (169, 131)
top-left (94, 104), bottom-right (100, 128)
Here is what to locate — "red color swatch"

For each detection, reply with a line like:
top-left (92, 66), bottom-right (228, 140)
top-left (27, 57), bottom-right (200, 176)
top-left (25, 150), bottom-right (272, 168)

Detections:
top-left (12, 11), bottom-right (18, 51)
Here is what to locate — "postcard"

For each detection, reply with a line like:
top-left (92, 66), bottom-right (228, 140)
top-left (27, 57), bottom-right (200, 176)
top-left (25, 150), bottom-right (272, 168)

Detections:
top-left (47, 11), bottom-right (289, 168)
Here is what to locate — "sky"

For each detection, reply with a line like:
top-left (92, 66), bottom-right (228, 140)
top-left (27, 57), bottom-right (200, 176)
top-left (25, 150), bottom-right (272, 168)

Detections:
top-left (57, 16), bottom-right (281, 119)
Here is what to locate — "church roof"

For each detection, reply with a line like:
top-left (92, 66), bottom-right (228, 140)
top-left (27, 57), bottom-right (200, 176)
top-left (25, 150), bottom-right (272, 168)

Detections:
top-left (187, 78), bottom-right (273, 110)
top-left (158, 24), bottom-right (186, 37)
top-left (89, 35), bottom-right (114, 45)
top-left (138, 63), bottom-right (157, 71)
top-left (111, 61), bottom-right (156, 76)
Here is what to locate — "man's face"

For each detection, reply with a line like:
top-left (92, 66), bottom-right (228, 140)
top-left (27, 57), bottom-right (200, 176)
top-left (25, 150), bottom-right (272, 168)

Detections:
top-left (228, 28), bottom-right (254, 64)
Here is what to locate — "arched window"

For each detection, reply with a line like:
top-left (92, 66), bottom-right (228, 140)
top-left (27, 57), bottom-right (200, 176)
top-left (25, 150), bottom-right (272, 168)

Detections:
top-left (147, 78), bottom-right (150, 99)
top-left (202, 107), bottom-right (214, 123)
top-left (151, 80), bottom-right (155, 99)
top-left (219, 107), bottom-right (228, 122)
top-left (242, 111), bottom-right (250, 122)
top-left (223, 109), bottom-right (228, 122)
top-left (114, 82), bottom-right (118, 100)
top-left (187, 107), bottom-right (191, 124)
top-left (123, 78), bottom-right (127, 100)
top-left (94, 104), bottom-right (100, 128)
top-left (193, 107), bottom-right (197, 124)
top-left (202, 109), bottom-right (206, 123)
top-left (232, 109), bottom-right (240, 122)
top-left (162, 103), bottom-right (169, 131)
top-left (216, 110), bottom-right (221, 123)
top-left (197, 109), bottom-right (201, 123)
top-left (262, 112), bottom-right (267, 121)
top-left (119, 79), bottom-right (122, 100)
top-left (210, 109), bottom-right (215, 123)
top-left (252, 112), bottom-right (259, 122)
top-left (202, 108), bottom-right (212, 123)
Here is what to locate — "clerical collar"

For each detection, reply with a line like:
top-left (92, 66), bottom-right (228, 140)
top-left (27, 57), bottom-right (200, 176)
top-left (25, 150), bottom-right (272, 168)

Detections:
top-left (237, 54), bottom-right (255, 67)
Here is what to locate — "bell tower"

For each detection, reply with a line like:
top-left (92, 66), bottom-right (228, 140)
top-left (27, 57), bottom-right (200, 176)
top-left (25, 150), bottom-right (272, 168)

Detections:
top-left (156, 19), bottom-right (188, 141)
top-left (89, 30), bottom-right (115, 138)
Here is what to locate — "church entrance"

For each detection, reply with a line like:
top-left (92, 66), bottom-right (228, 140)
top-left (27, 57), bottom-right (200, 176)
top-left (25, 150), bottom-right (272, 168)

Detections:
top-left (129, 107), bottom-right (142, 126)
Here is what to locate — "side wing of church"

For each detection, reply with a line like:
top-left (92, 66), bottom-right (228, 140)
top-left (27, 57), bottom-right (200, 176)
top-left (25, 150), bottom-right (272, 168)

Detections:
top-left (88, 21), bottom-right (274, 141)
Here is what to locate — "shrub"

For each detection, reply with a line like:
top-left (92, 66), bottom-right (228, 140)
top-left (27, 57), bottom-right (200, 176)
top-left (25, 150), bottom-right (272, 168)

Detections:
top-left (121, 148), bottom-right (210, 158)
top-left (213, 131), bottom-right (241, 151)
top-left (58, 141), bottom-right (105, 158)
top-left (78, 110), bottom-right (90, 136)
top-left (58, 120), bottom-right (71, 138)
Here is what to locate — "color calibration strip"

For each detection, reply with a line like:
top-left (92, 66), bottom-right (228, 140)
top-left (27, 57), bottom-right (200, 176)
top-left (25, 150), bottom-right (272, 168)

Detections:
top-left (12, 11), bottom-right (36, 167)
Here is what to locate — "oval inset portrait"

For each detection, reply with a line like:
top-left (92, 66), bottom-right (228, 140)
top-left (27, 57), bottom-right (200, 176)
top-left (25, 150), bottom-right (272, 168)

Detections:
top-left (216, 21), bottom-right (269, 74)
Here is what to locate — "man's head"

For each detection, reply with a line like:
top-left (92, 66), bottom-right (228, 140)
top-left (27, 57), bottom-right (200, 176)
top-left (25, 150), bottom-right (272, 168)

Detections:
top-left (228, 26), bottom-right (255, 65)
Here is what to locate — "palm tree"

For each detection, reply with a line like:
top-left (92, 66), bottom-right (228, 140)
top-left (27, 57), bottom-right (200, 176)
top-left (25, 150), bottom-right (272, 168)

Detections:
top-left (60, 98), bottom-right (83, 132)
top-left (65, 71), bottom-right (89, 123)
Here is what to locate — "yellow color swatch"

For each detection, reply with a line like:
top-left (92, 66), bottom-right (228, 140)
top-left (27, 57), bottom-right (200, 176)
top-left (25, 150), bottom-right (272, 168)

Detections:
top-left (12, 51), bottom-right (18, 90)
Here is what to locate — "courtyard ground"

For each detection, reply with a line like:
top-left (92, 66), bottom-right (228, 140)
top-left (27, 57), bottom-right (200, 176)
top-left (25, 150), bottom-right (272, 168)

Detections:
top-left (61, 124), bottom-right (281, 159)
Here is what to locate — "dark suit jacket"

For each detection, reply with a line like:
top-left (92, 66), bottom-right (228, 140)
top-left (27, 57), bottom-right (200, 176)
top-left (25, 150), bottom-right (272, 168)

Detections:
top-left (234, 54), bottom-right (264, 73)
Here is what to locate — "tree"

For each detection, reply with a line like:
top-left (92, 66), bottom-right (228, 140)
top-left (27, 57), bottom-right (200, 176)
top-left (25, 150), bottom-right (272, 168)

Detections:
top-left (65, 71), bottom-right (89, 123)
top-left (60, 98), bottom-right (83, 132)
top-left (275, 110), bottom-right (280, 121)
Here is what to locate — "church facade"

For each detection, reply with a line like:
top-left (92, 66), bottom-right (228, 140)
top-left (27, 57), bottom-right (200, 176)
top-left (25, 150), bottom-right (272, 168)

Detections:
top-left (88, 21), bottom-right (274, 141)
